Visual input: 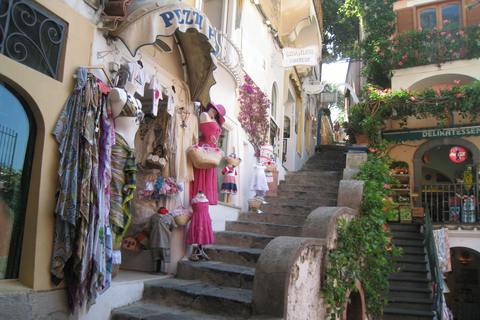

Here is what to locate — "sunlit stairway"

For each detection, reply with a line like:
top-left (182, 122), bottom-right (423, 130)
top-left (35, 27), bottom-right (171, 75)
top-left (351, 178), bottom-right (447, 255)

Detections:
top-left (110, 145), bottom-right (347, 319)
top-left (383, 222), bottom-right (436, 320)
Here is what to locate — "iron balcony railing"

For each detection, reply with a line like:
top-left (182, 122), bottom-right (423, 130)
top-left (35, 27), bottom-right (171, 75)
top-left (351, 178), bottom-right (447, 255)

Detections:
top-left (212, 28), bottom-right (243, 87)
top-left (423, 183), bottom-right (479, 223)
top-left (380, 25), bottom-right (480, 71)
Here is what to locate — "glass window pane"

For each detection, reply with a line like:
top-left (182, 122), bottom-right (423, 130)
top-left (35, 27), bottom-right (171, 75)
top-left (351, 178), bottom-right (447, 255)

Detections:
top-left (0, 84), bottom-right (31, 279)
top-left (420, 8), bottom-right (437, 31)
top-left (442, 4), bottom-right (460, 29)
top-left (204, 0), bottom-right (224, 31)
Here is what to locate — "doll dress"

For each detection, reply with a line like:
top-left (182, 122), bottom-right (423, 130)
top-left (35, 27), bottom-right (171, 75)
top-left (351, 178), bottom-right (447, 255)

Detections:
top-left (185, 200), bottom-right (214, 245)
top-left (189, 121), bottom-right (222, 205)
top-left (221, 165), bottom-right (238, 194)
top-left (250, 163), bottom-right (269, 192)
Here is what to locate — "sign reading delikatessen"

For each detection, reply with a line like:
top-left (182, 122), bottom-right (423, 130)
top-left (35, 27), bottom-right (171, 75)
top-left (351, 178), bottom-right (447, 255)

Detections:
top-left (282, 45), bottom-right (319, 67)
top-left (383, 125), bottom-right (480, 141)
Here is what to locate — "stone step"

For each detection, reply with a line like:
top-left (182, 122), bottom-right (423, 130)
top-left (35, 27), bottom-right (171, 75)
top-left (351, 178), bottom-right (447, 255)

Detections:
top-left (388, 222), bottom-right (423, 233)
top-left (284, 171), bottom-right (342, 182)
top-left (393, 258), bottom-right (428, 269)
top-left (225, 221), bottom-right (302, 237)
top-left (387, 276), bottom-right (430, 289)
top-left (177, 260), bottom-right (255, 290)
top-left (391, 238), bottom-right (425, 247)
top-left (277, 183), bottom-right (339, 193)
top-left (140, 278), bottom-right (253, 318)
top-left (258, 203), bottom-right (318, 216)
top-left (213, 231), bottom-right (274, 249)
top-left (396, 251), bottom-right (427, 261)
top-left (391, 268), bottom-right (429, 279)
top-left (382, 297), bottom-right (433, 312)
top-left (111, 301), bottom-right (260, 320)
top-left (264, 196), bottom-right (337, 207)
top-left (394, 243), bottom-right (425, 253)
top-left (382, 308), bottom-right (435, 320)
top-left (204, 245), bottom-right (263, 268)
top-left (387, 286), bottom-right (432, 300)
top-left (238, 211), bottom-right (306, 226)
top-left (275, 189), bottom-right (337, 199)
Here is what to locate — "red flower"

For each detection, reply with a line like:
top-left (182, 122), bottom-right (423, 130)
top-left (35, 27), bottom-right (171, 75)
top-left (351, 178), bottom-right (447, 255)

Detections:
top-left (398, 61), bottom-right (403, 66)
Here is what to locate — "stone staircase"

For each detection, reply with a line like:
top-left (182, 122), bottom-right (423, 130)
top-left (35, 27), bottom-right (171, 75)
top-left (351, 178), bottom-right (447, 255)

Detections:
top-left (110, 144), bottom-right (347, 319)
top-left (383, 222), bottom-right (436, 320)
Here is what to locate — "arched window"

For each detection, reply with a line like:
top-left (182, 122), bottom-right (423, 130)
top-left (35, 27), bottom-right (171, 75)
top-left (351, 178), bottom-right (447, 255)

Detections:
top-left (0, 81), bottom-right (36, 279)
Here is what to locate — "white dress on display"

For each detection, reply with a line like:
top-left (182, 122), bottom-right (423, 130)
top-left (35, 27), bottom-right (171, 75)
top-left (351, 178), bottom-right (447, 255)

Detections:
top-left (250, 163), bottom-right (269, 192)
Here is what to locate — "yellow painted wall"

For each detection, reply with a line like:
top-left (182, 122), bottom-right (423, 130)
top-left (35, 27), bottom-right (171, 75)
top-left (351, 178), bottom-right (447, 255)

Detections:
top-left (0, 0), bottom-right (96, 291)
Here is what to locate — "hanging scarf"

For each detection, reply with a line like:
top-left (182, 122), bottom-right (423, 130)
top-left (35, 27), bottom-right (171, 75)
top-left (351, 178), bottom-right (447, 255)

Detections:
top-left (110, 133), bottom-right (137, 245)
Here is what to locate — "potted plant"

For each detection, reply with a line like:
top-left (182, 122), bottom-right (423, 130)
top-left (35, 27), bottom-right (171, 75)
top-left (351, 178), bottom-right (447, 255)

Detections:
top-left (400, 207), bottom-right (412, 223)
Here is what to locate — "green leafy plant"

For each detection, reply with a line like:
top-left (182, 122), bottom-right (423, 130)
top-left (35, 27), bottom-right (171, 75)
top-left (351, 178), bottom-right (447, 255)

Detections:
top-left (347, 80), bottom-right (480, 148)
top-left (322, 149), bottom-right (402, 319)
top-left (238, 74), bottom-right (271, 159)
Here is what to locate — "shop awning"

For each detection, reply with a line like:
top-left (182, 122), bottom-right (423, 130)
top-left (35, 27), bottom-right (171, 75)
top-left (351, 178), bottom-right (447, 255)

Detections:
top-left (111, 0), bottom-right (217, 107)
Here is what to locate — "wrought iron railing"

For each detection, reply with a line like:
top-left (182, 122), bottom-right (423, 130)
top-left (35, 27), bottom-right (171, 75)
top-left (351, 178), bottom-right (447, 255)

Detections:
top-left (0, 0), bottom-right (67, 79)
top-left (423, 183), bottom-right (479, 223)
top-left (212, 28), bottom-right (243, 87)
top-left (0, 125), bottom-right (18, 194)
top-left (424, 202), bottom-right (444, 320)
top-left (380, 25), bottom-right (480, 71)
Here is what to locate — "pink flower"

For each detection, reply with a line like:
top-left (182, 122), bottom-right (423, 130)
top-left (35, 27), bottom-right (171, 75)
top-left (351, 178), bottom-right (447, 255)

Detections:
top-left (443, 19), bottom-right (449, 23)
top-left (383, 183), bottom-right (390, 188)
top-left (441, 31), bottom-right (446, 35)
top-left (454, 79), bottom-right (460, 84)
top-left (410, 96), bottom-right (416, 101)
top-left (380, 52), bottom-right (385, 56)
top-left (384, 1), bottom-right (387, 4)
top-left (426, 35), bottom-right (431, 39)
top-left (418, 27), bottom-right (423, 31)
top-left (454, 52), bottom-right (458, 55)
top-left (456, 93), bottom-right (463, 98)
top-left (375, 46), bottom-right (381, 52)
top-left (398, 61), bottom-right (403, 66)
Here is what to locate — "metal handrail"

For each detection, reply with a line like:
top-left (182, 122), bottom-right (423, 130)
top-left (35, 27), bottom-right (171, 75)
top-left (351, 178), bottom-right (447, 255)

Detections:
top-left (424, 201), bottom-right (444, 319)
top-left (423, 182), bottom-right (479, 223)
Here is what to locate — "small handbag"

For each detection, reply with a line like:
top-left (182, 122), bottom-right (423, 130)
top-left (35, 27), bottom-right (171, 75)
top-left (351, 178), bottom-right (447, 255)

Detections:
top-left (171, 206), bottom-right (191, 226)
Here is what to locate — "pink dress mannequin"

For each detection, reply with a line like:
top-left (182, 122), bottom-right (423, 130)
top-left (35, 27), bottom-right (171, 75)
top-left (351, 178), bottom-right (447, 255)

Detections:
top-left (189, 102), bottom-right (226, 205)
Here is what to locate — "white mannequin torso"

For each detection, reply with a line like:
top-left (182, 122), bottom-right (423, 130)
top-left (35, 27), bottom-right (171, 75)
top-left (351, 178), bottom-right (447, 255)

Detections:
top-left (110, 84), bottom-right (141, 148)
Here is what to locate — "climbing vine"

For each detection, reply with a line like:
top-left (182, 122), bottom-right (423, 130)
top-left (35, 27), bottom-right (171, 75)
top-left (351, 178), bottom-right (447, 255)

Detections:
top-left (237, 74), bottom-right (271, 158)
top-left (321, 149), bottom-right (402, 319)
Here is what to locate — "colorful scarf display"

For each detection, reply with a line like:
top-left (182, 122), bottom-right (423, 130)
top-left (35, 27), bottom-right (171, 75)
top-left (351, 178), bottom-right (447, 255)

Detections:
top-left (51, 67), bottom-right (115, 312)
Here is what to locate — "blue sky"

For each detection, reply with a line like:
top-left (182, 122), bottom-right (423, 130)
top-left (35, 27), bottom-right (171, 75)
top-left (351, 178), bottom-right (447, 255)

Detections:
top-left (0, 85), bottom-right (29, 170)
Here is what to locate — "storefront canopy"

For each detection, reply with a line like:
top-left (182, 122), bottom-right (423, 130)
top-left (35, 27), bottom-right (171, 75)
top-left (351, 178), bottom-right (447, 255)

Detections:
top-left (111, 0), bottom-right (217, 107)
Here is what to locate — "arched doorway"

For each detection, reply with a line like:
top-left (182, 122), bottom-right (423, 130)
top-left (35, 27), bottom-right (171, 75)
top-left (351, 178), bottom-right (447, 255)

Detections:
top-left (444, 247), bottom-right (480, 319)
top-left (0, 81), bottom-right (36, 279)
top-left (413, 138), bottom-right (480, 222)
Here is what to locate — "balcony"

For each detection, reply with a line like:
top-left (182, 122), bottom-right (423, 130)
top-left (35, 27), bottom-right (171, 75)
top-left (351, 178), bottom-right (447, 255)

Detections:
top-left (375, 25), bottom-right (480, 71)
top-left (212, 28), bottom-right (243, 87)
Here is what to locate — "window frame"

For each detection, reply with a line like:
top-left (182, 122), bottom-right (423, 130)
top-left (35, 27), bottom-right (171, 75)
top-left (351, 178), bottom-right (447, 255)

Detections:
top-left (417, 1), bottom-right (462, 30)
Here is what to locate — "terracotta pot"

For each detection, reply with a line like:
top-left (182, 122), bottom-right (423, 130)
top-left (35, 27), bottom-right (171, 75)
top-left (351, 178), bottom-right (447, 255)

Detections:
top-left (354, 134), bottom-right (367, 143)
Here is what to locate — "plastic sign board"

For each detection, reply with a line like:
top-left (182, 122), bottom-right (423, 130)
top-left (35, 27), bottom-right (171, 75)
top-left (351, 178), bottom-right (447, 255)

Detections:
top-left (282, 45), bottom-right (319, 67)
top-left (449, 146), bottom-right (467, 163)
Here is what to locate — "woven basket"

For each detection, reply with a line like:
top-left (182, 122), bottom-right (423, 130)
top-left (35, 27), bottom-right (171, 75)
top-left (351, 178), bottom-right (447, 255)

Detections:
top-left (248, 200), bottom-right (262, 211)
top-left (188, 147), bottom-right (223, 169)
top-left (265, 164), bottom-right (276, 172)
top-left (174, 214), bottom-right (191, 226)
top-left (226, 157), bottom-right (240, 167)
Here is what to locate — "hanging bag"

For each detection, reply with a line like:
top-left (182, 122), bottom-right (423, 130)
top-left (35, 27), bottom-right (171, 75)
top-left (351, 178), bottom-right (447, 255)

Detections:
top-left (170, 206), bottom-right (192, 226)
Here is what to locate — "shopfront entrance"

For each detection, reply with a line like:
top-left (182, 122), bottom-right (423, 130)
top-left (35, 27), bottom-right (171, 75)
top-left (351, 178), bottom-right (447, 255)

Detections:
top-left (413, 138), bottom-right (480, 224)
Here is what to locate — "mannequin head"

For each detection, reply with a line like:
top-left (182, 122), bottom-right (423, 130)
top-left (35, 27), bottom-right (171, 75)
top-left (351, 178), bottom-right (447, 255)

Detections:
top-left (205, 102), bottom-right (225, 126)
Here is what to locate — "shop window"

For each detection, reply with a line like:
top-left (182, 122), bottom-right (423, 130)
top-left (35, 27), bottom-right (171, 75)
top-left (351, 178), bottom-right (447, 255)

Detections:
top-left (0, 81), bottom-right (36, 279)
top-left (418, 2), bottom-right (461, 31)
top-left (284, 116), bottom-right (291, 138)
top-left (216, 129), bottom-right (229, 202)
top-left (0, 0), bottom-right (67, 80)
top-left (271, 84), bottom-right (277, 120)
